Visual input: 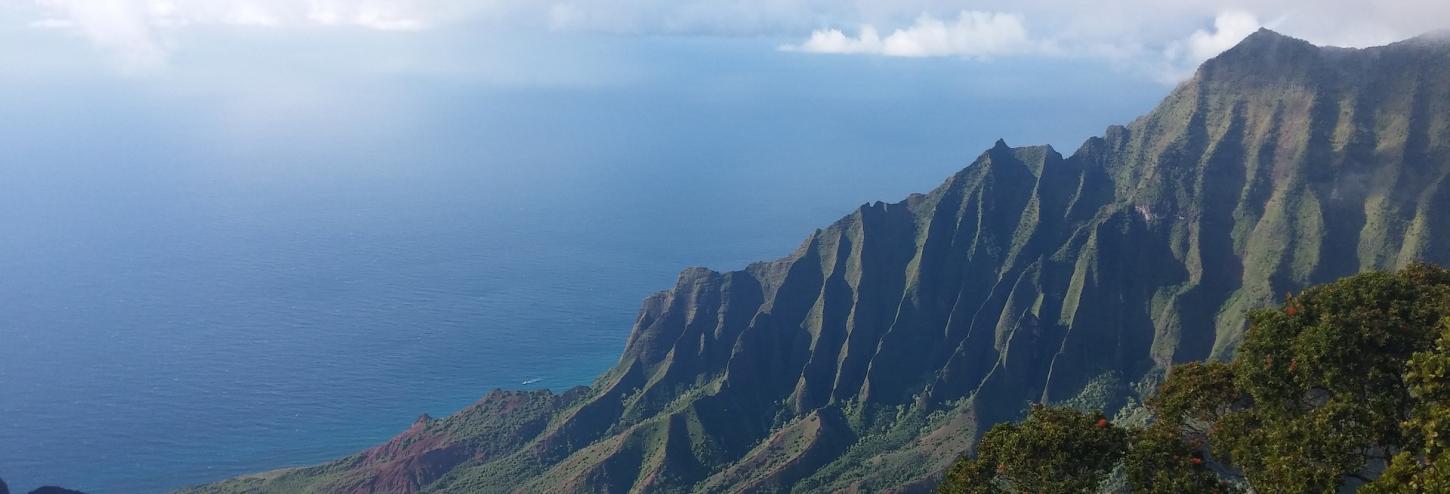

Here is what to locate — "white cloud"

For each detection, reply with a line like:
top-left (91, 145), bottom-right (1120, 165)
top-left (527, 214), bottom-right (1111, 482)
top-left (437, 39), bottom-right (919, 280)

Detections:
top-left (29, 18), bottom-right (75, 29)
top-left (1180, 11), bottom-right (1264, 64)
top-left (35, 0), bottom-right (439, 31)
top-left (223, 3), bottom-right (280, 27)
top-left (15, 0), bottom-right (1450, 80)
top-left (776, 7), bottom-right (1279, 82)
top-left (1137, 10), bottom-right (1266, 83)
top-left (784, 11), bottom-right (1039, 58)
top-left (351, 5), bottom-right (427, 31)
top-left (36, 0), bottom-right (169, 71)
top-left (778, 9), bottom-right (1261, 82)
top-left (28, 0), bottom-right (442, 69)
top-left (523, 0), bottom-right (1449, 51)
top-left (787, 25), bottom-right (883, 55)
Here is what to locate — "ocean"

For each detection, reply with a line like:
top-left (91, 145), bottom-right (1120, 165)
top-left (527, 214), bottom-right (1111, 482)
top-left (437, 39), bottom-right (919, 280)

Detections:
top-left (0, 37), bottom-right (1161, 493)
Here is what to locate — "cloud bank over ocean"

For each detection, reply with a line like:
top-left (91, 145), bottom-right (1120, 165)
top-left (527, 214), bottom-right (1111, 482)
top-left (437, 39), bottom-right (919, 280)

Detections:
top-left (8, 0), bottom-right (1446, 81)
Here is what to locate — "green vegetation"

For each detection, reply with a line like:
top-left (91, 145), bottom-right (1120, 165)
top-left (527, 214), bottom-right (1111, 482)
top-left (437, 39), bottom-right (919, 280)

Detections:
top-left (939, 405), bottom-right (1127, 494)
top-left (1366, 323), bottom-right (1450, 492)
top-left (939, 264), bottom-right (1450, 493)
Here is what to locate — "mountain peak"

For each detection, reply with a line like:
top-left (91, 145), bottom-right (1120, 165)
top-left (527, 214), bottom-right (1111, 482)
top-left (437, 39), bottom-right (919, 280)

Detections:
top-left (1244, 27), bottom-right (1294, 42)
top-left (1405, 29), bottom-right (1450, 46)
top-left (1221, 27), bottom-right (1316, 57)
top-left (1190, 27), bottom-right (1321, 83)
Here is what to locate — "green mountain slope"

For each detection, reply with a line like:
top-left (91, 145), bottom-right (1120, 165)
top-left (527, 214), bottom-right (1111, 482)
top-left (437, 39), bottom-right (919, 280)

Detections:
top-left (182, 29), bottom-right (1450, 494)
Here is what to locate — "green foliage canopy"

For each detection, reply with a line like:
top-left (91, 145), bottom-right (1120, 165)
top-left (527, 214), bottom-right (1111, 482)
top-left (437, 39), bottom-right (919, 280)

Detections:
top-left (942, 264), bottom-right (1450, 493)
top-left (1210, 264), bottom-right (1450, 492)
top-left (939, 405), bottom-right (1127, 494)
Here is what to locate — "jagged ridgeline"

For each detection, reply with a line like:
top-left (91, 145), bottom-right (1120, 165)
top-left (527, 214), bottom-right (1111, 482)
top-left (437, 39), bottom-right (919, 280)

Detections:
top-left (185, 29), bottom-right (1450, 494)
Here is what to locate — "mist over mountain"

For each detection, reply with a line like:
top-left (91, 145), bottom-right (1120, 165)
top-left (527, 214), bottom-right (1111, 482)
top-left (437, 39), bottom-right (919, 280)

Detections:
top-left (184, 29), bottom-right (1450, 493)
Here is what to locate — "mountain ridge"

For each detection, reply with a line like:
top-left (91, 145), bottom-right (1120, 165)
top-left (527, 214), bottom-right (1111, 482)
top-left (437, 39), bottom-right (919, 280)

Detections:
top-left (183, 29), bottom-right (1450, 493)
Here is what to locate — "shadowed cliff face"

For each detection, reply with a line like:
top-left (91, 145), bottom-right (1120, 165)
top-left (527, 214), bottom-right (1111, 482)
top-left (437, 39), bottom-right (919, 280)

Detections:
top-left (0, 476), bottom-right (87, 494)
top-left (183, 30), bottom-right (1450, 494)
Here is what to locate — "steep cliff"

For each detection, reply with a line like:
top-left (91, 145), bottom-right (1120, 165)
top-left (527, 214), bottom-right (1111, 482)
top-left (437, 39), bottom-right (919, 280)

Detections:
top-left (184, 29), bottom-right (1450, 493)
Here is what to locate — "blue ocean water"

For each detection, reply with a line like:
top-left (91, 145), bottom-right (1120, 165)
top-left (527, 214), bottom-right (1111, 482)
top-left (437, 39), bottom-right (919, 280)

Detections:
top-left (0, 37), bottom-right (1162, 493)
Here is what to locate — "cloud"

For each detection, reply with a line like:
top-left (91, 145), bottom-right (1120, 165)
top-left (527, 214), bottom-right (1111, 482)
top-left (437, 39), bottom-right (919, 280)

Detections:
top-left (786, 26), bottom-right (884, 55)
top-left (29, 18), bottom-right (75, 29)
top-left (1139, 11), bottom-right (1278, 82)
top-left (778, 9), bottom-right (1265, 82)
top-left (36, 0), bottom-right (169, 71)
top-left (350, 7), bottom-right (427, 31)
top-left (777, 8), bottom-right (1278, 83)
top-left (222, 3), bottom-right (280, 27)
top-left (28, 0), bottom-right (442, 69)
top-left (1177, 11), bottom-right (1265, 64)
top-left (35, 0), bottom-right (440, 31)
top-left (525, 0), bottom-right (1448, 51)
top-left (783, 11), bottom-right (1039, 58)
top-left (1130, 10), bottom-right (1265, 83)
top-left (15, 1), bottom-right (1450, 80)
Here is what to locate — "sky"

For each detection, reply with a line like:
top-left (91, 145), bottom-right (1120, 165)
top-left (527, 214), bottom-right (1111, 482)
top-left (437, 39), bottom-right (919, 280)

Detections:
top-left (2, 1), bottom-right (1447, 85)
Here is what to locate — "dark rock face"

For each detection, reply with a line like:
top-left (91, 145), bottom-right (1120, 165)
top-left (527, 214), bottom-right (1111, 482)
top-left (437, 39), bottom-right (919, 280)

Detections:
top-left (27, 488), bottom-right (86, 494)
top-left (186, 30), bottom-right (1450, 493)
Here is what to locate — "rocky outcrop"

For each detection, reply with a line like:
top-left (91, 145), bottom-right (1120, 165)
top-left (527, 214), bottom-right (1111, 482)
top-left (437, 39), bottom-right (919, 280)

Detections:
top-left (0, 477), bottom-right (88, 494)
top-left (27, 488), bottom-right (87, 494)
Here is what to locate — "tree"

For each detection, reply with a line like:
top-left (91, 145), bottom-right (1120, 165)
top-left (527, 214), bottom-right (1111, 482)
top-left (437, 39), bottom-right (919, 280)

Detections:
top-left (1207, 264), bottom-right (1450, 492)
top-left (1145, 362), bottom-right (1238, 429)
top-left (1120, 361), bottom-right (1241, 493)
top-left (1122, 423), bottom-right (1235, 494)
top-left (940, 263), bottom-right (1450, 493)
top-left (939, 405), bottom-right (1127, 494)
top-left (1363, 318), bottom-right (1450, 493)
